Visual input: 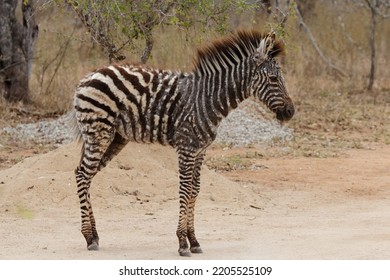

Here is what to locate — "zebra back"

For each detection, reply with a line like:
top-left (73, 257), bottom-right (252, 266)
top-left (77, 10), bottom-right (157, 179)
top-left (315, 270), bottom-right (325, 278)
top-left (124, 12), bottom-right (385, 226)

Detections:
top-left (73, 64), bottom-right (188, 146)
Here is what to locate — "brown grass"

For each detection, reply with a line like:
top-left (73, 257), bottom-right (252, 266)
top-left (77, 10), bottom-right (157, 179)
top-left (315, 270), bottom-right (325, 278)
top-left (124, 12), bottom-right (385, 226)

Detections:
top-left (1, 1), bottom-right (390, 168)
top-left (28, 2), bottom-right (390, 107)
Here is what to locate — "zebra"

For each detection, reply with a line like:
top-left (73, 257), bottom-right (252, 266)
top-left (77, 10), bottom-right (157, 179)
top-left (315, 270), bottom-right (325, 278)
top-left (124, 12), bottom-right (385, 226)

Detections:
top-left (71, 30), bottom-right (294, 257)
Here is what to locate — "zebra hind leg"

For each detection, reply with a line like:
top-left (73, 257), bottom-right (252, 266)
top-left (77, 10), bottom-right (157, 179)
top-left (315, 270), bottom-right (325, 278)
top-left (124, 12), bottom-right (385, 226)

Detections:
top-left (75, 136), bottom-right (114, 250)
top-left (98, 132), bottom-right (129, 171)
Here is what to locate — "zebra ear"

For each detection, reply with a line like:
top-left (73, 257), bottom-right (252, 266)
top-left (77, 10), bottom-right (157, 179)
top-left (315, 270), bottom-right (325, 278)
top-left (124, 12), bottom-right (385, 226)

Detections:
top-left (254, 31), bottom-right (276, 65)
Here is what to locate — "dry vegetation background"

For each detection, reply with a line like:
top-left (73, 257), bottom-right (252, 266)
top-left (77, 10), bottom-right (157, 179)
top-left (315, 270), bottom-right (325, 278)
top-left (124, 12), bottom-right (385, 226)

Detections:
top-left (0, 0), bottom-right (390, 165)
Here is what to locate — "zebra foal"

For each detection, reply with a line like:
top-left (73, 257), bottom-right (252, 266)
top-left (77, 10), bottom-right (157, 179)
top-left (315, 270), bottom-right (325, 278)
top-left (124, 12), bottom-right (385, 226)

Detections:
top-left (71, 30), bottom-right (294, 256)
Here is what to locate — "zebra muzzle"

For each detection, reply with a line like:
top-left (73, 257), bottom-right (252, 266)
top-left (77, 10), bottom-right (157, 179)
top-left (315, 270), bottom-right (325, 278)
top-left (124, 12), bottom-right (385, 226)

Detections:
top-left (276, 104), bottom-right (294, 122)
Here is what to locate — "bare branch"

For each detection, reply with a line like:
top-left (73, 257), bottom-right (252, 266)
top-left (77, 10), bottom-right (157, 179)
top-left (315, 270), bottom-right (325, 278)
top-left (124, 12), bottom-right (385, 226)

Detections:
top-left (65, 0), bottom-right (126, 63)
top-left (294, 4), bottom-right (346, 79)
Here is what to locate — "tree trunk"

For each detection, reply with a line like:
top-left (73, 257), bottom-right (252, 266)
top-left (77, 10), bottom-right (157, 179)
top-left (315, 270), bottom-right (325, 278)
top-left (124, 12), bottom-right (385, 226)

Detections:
top-left (0, 0), bottom-right (38, 102)
top-left (367, 0), bottom-right (377, 91)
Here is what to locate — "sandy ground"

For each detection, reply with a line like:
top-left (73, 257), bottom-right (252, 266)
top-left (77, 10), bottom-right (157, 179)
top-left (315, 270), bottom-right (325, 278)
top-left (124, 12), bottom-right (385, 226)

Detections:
top-left (1, 142), bottom-right (390, 260)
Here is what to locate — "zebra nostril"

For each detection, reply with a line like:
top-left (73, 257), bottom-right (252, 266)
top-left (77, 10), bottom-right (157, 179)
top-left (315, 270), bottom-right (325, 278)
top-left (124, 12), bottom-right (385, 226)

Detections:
top-left (286, 104), bottom-right (295, 118)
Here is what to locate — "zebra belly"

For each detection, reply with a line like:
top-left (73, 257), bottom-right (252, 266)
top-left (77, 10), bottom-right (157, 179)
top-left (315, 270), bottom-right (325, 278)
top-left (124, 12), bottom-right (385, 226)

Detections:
top-left (116, 111), bottom-right (172, 145)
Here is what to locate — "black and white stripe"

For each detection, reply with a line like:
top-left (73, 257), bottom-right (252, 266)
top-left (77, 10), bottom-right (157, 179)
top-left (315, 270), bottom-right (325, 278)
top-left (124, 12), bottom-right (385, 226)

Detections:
top-left (72, 30), bottom-right (294, 256)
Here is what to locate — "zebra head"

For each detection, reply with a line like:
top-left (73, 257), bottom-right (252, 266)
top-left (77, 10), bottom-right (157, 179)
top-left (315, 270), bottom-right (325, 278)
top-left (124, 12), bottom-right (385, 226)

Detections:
top-left (250, 31), bottom-right (294, 122)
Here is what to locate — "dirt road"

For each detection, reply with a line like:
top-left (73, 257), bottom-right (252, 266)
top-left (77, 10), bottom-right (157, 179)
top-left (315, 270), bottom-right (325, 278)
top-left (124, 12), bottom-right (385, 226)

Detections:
top-left (1, 143), bottom-right (390, 259)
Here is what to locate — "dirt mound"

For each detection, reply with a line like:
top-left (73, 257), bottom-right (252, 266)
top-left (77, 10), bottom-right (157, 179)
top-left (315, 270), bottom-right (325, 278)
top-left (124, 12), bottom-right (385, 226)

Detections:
top-left (0, 143), bottom-right (244, 215)
top-left (0, 143), bottom-right (263, 259)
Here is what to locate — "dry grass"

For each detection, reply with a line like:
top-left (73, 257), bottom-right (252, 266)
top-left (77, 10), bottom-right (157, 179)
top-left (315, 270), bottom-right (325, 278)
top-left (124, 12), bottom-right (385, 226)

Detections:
top-left (27, 2), bottom-right (390, 110)
top-left (1, 1), bottom-right (390, 169)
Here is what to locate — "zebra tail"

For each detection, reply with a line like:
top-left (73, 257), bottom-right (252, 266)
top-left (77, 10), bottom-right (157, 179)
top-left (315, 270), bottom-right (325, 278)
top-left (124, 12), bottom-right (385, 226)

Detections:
top-left (66, 109), bottom-right (83, 144)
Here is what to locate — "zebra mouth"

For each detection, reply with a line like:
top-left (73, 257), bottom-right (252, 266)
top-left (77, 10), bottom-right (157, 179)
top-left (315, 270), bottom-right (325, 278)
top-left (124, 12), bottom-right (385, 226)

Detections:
top-left (276, 104), bottom-right (294, 122)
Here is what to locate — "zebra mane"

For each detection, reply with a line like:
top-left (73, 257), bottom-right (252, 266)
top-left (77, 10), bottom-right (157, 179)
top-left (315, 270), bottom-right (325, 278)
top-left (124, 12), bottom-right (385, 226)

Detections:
top-left (193, 30), bottom-right (285, 75)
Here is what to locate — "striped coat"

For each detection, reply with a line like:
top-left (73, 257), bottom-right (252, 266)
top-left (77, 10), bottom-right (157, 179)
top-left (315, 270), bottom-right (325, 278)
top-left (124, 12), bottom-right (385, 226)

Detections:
top-left (72, 30), bottom-right (294, 256)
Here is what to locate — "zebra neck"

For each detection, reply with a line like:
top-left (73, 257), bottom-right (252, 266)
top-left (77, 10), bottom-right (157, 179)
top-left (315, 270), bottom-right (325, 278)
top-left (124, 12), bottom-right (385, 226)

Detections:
top-left (199, 58), bottom-right (254, 124)
top-left (173, 59), bottom-right (255, 148)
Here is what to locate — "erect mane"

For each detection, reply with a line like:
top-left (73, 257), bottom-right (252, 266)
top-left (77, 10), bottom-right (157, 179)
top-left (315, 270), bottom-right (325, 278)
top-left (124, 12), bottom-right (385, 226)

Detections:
top-left (193, 30), bottom-right (285, 75)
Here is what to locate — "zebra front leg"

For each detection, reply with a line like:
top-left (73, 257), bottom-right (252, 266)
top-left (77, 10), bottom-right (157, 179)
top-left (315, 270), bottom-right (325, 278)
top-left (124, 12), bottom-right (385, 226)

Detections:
top-left (176, 149), bottom-right (196, 256)
top-left (187, 152), bottom-right (205, 254)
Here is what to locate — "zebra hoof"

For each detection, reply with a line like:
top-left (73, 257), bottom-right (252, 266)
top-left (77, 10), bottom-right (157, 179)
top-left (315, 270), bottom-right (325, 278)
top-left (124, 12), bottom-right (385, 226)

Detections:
top-left (178, 248), bottom-right (191, 257)
top-left (191, 246), bottom-right (203, 254)
top-left (87, 241), bottom-right (99, 251)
